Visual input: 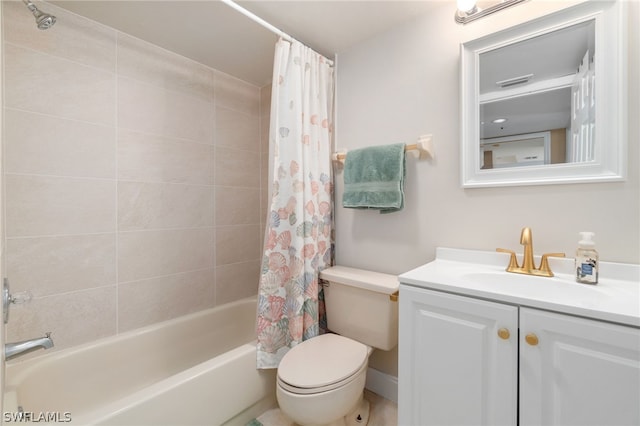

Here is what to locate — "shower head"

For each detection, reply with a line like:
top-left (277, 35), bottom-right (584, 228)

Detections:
top-left (22, 0), bottom-right (56, 30)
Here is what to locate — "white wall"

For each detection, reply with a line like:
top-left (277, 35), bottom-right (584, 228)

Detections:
top-left (336, 1), bottom-right (639, 275)
top-left (335, 1), bottom-right (639, 378)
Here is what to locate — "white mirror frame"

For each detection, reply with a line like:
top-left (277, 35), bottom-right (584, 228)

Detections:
top-left (460, 1), bottom-right (627, 188)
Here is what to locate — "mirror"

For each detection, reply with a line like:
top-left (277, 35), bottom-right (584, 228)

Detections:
top-left (460, 1), bottom-right (627, 187)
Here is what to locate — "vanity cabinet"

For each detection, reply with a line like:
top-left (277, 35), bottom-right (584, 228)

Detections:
top-left (398, 284), bottom-right (640, 426)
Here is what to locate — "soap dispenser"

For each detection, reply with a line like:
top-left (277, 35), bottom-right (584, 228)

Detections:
top-left (576, 232), bottom-right (599, 284)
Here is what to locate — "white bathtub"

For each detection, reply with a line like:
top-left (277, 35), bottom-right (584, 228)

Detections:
top-left (3, 297), bottom-right (276, 425)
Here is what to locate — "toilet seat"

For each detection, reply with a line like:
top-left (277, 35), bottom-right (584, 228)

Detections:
top-left (278, 357), bottom-right (368, 394)
top-left (277, 334), bottom-right (369, 395)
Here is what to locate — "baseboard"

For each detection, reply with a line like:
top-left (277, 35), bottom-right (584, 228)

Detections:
top-left (365, 367), bottom-right (398, 404)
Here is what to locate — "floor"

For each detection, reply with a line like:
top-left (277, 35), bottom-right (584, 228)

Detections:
top-left (253, 390), bottom-right (398, 426)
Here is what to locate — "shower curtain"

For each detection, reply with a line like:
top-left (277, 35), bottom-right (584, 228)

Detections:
top-left (256, 39), bottom-right (334, 369)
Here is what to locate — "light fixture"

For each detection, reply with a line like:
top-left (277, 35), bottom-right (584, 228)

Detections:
top-left (457, 0), bottom-right (478, 14)
top-left (492, 118), bottom-right (507, 124)
top-left (455, 0), bottom-right (529, 25)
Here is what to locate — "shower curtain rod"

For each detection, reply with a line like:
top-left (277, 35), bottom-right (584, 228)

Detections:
top-left (220, 0), bottom-right (334, 66)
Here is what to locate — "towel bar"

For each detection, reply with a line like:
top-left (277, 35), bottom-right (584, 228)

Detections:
top-left (332, 134), bottom-right (434, 163)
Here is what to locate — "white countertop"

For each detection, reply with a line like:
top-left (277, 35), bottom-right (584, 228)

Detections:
top-left (399, 248), bottom-right (640, 327)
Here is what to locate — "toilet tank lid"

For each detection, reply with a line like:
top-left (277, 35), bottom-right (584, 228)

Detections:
top-left (320, 266), bottom-right (399, 295)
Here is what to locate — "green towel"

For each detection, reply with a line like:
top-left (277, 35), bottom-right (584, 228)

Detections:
top-left (342, 143), bottom-right (406, 213)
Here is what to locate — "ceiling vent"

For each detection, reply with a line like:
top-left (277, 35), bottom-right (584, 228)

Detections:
top-left (496, 73), bottom-right (534, 88)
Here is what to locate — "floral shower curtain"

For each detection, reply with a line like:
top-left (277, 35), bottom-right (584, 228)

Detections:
top-left (256, 39), bottom-right (334, 369)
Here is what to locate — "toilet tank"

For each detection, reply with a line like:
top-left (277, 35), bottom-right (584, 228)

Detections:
top-left (319, 266), bottom-right (399, 351)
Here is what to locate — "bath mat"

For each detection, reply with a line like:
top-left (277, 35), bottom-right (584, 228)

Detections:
top-left (245, 419), bottom-right (263, 426)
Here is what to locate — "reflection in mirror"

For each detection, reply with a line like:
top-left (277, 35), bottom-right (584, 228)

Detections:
top-left (460, 1), bottom-right (627, 187)
top-left (481, 132), bottom-right (550, 169)
top-left (478, 20), bottom-right (594, 169)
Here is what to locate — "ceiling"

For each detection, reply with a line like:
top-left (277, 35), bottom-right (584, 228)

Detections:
top-left (479, 19), bottom-right (593, 95)
top-left (51, 0), bottom-right (442, 86)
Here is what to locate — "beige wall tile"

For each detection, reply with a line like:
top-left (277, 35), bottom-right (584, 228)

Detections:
top-left (118, 228), bottom-right (214, 282)
top-left (215, 71), bottom-right (260, 116)
top-left (260, 161), bottom-right (269, 219)
top-left (5, 175), bottom-right (116, 237)
top-left (118, 76), bottom-right (214, 144)
top-left (216, 225), bottom-right (261, 265)
top-left (215, 261), bottom-right (260, 305)
top-left (215, 187), bottom-right (260, 226)
top-left (4, 109), bottom-right (116, 179)
top-left (2, 5), bottom-right (272, 350)
top-left (215, 147), bottom-right (260, 188)
top-left (260, 114), bottom-right (270, 149)
top-left (6, 286), bottom-right (117, 353)
top-left (117, 33), bottom-right (214, 102)
top-left (4, 44), bottom-right (116, 125)
top-left (261, 151), bottom-right (270, 193)
top-left (2, 1), bottom-right (116, 72)
top-left (259, 86), bottom-right (271, 238)
top-left (118, 129), bottom-right (214, 185)
top-left (261, 150), bottom-right (271, 232)
top-left (118, 269), bottom-right (215, 332)
top-left (118, 182), bottom-right (214, 231)
top-left (260, 84), bottom-right (272, 117)
top-left (6, 234), bottom-right (116, 297)
top-left (215, 106), bottom-right (260, 152)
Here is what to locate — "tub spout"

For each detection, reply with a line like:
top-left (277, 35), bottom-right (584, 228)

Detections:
top-left (5, 332), bottom-right (53, 360)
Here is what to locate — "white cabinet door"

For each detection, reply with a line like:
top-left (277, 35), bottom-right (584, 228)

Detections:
top-left (399, 285), bottom-right (518, 426)
top-left (520, 308), bottom-right (640, 426)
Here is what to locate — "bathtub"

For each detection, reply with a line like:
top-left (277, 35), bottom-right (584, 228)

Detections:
top-left (3, 297), bottom-right (276, 425)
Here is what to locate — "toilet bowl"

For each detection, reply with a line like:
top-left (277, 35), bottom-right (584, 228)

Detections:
top-left (275, 266), bottom-right (399, 426)
top-left (276, 334), bottom-right (372, 426)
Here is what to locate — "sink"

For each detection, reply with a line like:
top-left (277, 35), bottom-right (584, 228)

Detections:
top-left (460, 271), bottom-right (609, 305)
top-left (461, 270), bottom-right (566, 286)
top-left (461, 270), bottom-right (604, 291)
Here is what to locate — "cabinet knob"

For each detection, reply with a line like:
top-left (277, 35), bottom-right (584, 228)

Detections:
top-left (497, 328), bottom-right (510, 340)
top-left (525, 333), bottom-right (539, 346)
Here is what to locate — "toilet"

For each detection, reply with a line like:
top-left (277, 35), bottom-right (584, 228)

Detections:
top-left (276, 266), bottom-right (399, 426)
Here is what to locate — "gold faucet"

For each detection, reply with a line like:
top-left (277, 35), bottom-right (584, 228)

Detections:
top-left (497, 227), bottom-right (566, 277)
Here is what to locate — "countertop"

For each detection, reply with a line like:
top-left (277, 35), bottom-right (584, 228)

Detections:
top-left (399, 247), bottom-right (640, 327)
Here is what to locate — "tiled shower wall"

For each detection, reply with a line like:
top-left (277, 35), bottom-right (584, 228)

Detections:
top-left (2, 1), bottom-right (269, 352)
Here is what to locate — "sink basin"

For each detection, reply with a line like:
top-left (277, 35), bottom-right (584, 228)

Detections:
top-left (462, 270), bottom-right (567, 286)
top-left (460, 271), bottom-right (609, 305)
top-left (461, 270), bottom-right (603, 291)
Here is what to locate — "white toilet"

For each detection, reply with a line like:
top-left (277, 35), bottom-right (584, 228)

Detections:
top-left (276, 266), bottom-right (399, 426)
